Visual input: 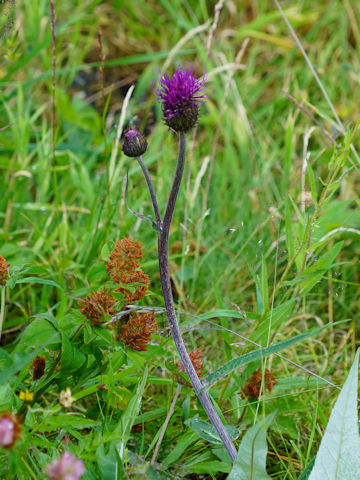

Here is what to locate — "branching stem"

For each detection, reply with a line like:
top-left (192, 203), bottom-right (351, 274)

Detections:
top-left (141, 132), bottom-right (237, 462)
top-left (136, 156), bottom-right (162, 229)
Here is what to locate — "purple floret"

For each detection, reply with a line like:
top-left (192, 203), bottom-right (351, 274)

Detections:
top-left (45, 451), bottom-right (85, 480)
top-left (154, 62), bottom-right (207, 132)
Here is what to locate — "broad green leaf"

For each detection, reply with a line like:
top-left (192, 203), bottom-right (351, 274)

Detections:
top-left (308, 349), bottom-right (360, 480)
top-left (227, 412), bottom-right (275, 480)
top-left (203, 322), bottom-right (339, 388)
top-left (60, 334), bottom-right (87, 373)
top-left (96, 443), bottom-right (124, 480)
top-left (17, 319), bottom-right (60, 347)
top-left (185, 415), bottom-right (239, 445)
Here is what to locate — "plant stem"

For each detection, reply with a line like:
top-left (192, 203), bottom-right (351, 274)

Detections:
top-left (151, 383), bottom-right (182, 465)
top-left (0, 286), bottom-right (5, 342)
top-left (136, 156), bottom-right (162, 229)
top-left (157, 132), bottom-right (237, 462)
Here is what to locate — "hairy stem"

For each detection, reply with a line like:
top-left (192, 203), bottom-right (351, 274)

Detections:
top-left (157, 132), bottom-right (237, 462)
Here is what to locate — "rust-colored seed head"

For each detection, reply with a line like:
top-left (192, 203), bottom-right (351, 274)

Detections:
top-left (105, 238), bottom-right (143, 283)
top-left (31, 356), bottom-right (46, 380)
top-left (77, 289), bottom-right (116, 325)
top-left (0, 255), bottom-right (10, 286)
top-left (177, 349), bottom-right (204, 385)
top-left (241, 369), bottom-right (277, 399)
top-left (120, 312), bottom-right (157, 351)
top-left (115, 270), bottom-right (150, 303)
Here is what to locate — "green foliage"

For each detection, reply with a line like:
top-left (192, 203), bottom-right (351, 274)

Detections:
top-left (0, 0), bottom-right (359, 478)
top-left (308, 350), bottom-right (360, 479)
top-left (227, 412), bottom-right (275, 480)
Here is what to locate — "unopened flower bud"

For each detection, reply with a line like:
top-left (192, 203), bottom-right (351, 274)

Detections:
top-left (122, 129), bottom-right (148, 157)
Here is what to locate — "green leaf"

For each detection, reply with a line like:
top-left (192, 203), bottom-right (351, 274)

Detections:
top-left (162, 431), bottom-right (199, 467)
top-left (203, 322), bottom-right (341, 389)
top-left (17, 319), bottom-right (60, 347)
top-left (185, 415), bottom-right (239, 445)
top-left (116, 367), bottom-right (148, 461)
top-left (285, 198), bottom-right (295, 262)
top-left (255, 299), bottom-right (296, 343)
top-left (96, 443), bottom-right (124, 480)
top-left (296, 242), bottom-right (343, 295)
top-left (60, 334), bottom-right (87, 373)
top-left (307, 163), bottom-right (318, 206)
top-left (15, 277), bottom-right (63, 289)
top-left (227, 412), bottom-right (275, 480)
top-left (308, 349), bottom-right (360, 480)
top-left (0, 383), bottom-right (16, 410)
top-left (36, 415), bottom-right (100, 432)
top-left (298, 458), bottom-right (315, 480)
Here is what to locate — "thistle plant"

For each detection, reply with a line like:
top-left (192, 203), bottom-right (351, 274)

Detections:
top-left (122, 63), bottom-right (237, 461)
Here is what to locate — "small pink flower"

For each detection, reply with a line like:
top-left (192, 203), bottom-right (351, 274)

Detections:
top-left (0, 412), bottom-right (21, 448)
top-left (45, 451), bottom-right (85, 480)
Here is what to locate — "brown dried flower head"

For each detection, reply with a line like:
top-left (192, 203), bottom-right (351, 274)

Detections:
top-left (78, 289), bottom-right (116, 325)
top-left (177, 349), bottom-right (204, 385)
top-left (31, 356), bottom-right (46, 381)
top-left (241, 369), bottom-right (277, 399)
top-left (115, 270), bottom-right (150, 303)
top-left (105, 238), bottom-right (143, 283)
top-left (0, 255), bottom-right (10, 286)
top-left (120, 312), bottom-right (157, 351)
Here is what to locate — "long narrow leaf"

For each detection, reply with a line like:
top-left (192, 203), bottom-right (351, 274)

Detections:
top-left (203, 322), bottom-right (343, 389)
top-left (308, 349), bottom-right (360, 479)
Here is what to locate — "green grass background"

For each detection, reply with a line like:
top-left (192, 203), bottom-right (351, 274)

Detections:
top-left (0, 0), bottom-right (360, 478)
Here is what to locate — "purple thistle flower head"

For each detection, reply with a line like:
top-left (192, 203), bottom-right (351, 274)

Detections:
top-left (122, 128), bottom-right (148, 157)
top-left (154, 62), bottom-right (207, 133)
top-left (45, 451), bottom-right (85, 480)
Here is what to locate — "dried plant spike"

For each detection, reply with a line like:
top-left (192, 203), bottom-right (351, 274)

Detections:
top-left (31, 356), bottom-right (46, 381)
top-left (0, 255), bottom-right (10, 286)
top-left (77, 289), bottom-right (116, 325)
top-left (0, 412), bottom-right (21, 448)
top-left (241, 369), bottom-right (277, 399)
top-left (115, 270), bottom-right (150, 303)
top-left (177, 349), bottom-right (204, 384)
top-left (120, 312), bottom-right (157, 351)
top-left (105, 238), bottom-right (143, 283)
